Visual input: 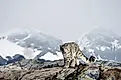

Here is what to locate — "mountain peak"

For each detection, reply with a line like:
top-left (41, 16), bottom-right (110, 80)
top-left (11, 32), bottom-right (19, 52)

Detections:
top-left (77, 27), bottom-right (121, 61)
top-left (0, 28), bottom-right (63, 61)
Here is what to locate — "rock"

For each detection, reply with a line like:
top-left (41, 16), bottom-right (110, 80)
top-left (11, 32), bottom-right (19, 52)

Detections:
top-left (20, 68), bottom-right (62, 80)
top-left (0, 66), bottom-right (63, 80)
top-left (78, 66), bottom-right (100, 80)
top-left (6, 56), bottom-right (12, 61)
top-left (13, 54), bottom-right (25, 61)
top-left (16, 59), bottom-right (64, 70)
top-left (0, 59), bottom-right (121, 80)
top-left (7, 54), bottom-right (25, 64)
top-left (56, 68), bottom-right (76, 80)
top-left (0, 56), bottom-right (7, 65)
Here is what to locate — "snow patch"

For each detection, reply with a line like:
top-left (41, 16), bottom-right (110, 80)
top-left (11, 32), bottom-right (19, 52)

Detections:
top-left (34, 50), bottom-right (42, 58)
top-left (88, 49), bottom-right (94, 53)
top-left (40, 51), bottom-right (63, 61)
top-left (19, 34), bottom-right (31, 42)
top-left (22, 48), bottom-right (34, 59)
top-left (96, 47), bottom-right (99, 50)
top-left (0, 39), bottom-right (41, 59)
top-left (106, 47), bottom-right (110, 50)
top-left (100, 46), bottom-right (105, 51)
top-left (22, 48), bottom-right (42, 59)
top-left (111, 39), bottom-right (120, 49)
top-left (48, 47), bottom-right (51, 50)
top-left (0, 39), bottom-right (24, 59)
top-left (31, 43), bottom-right (34, 46)
top-left (119, 46), bottom-right (121, 48)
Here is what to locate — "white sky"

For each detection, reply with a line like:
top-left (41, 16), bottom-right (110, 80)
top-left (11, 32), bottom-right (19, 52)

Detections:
top-left (0, 0), bottom-right (121, 41)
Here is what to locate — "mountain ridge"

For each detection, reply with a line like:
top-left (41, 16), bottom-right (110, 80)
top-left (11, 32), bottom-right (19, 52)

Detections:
top-left (77, 27), bottom-right (121, 61)
top-left (0, 28), bottom-right (63, 62)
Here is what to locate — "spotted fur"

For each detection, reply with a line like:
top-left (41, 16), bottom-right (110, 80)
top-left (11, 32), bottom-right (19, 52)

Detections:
top-left (60, 42), bottom-right (90, 68)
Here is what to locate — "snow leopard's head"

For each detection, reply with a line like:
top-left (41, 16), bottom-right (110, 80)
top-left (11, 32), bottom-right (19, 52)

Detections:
top-left (60, 42), bottom-right (79, 56)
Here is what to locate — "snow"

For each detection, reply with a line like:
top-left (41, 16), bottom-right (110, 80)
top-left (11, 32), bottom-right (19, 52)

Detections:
top-left (76, 27), bottom-right (121, 62)
top-left (48, 47), bottom-right (51, 50)
top-left (113, 39), bottom-right (119, 47)
top-left (88, 49), bottom-right (94, 53)
top-left (0, 39), bottom-right (24, 59)
top-left (17, 34), bottom-right (32, 43)
top-left (100, 46), bottom-right (106, 51)
top-left (0, 28), bottom-right (63, 61)
top-left (31, 43), bottom-right (34, 46)
top-left (40, 51), bottom-right (63, 61)
top-left (106, 47), bottom-right (110, 50)
top-left (15, 42), bottom-right (19, 44)
top-left (96, 47), bottom-right (99, 50)
top-left (20, 34), bottom-right (31, 41)
top-left (23, 48), bottom-right (42, 59)
top-left (33, 50), bottom-right (42, 57)
top-left (96, 46), bottom-right (110, 51)
top-left (111, 39), bottom-right (121, 49)
top-left (22, 48), bottom-right (34, 59)
top-left (119, 46), bottom-right (121, 48)
top-left (0, 39), bottom-right (41, 59)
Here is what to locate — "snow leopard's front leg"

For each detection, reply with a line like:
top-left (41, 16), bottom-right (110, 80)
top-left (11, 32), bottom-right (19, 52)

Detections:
top-left (64, 57), bottom-right (71, 68)
top-left (70, 59), bottom-right (76, 67)
top-left (70, 56), bottom-right (78, 67)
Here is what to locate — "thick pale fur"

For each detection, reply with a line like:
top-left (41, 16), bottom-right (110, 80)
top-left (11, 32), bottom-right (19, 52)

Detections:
top-left (60, 42), bottom-right (89, 68)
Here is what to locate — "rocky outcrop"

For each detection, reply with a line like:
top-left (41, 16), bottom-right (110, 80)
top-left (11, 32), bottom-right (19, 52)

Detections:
top-left (7, 54), bottom-right (25, 64)
top-left (0, 59), bottom-right (121, 80)
top-left (0, 56), bottom-right (7, 66)
top-left (13, 59), bottom-right (64, 70)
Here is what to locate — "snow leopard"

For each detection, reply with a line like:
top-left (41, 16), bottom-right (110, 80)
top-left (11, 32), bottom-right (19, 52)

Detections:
top-left (60, 42), bottom-right (90, 68)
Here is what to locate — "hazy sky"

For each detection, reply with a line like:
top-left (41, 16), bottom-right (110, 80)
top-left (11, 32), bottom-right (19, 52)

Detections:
top-left (0, 0), bottom-right (121, 41)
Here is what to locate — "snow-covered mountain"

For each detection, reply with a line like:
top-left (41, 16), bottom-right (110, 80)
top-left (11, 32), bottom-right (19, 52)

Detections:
top-left (0, 28), bottom-right (63, 61)
top-left (77, 27), bottom-right (121, 61)
top-left (2, 27), bottom-right (121, 64)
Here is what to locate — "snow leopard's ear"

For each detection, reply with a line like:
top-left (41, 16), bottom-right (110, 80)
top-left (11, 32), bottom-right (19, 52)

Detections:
top-left (60, 45), bottom-right (64, 52)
